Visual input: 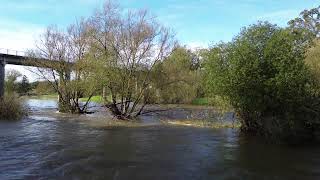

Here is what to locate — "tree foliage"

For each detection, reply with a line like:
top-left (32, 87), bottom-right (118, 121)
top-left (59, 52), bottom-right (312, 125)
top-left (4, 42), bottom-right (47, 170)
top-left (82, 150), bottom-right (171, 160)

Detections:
top-left (152, 46), bottom-right (201, 104)
top-left (30, 21), bottom-right (100, 113)
top-left (86, 1), bottom-right (175, 119)
top-left (5, 70), bottom-right (22, 94)
top-left (30, 0), bottom-right (175, 118)
top-left (204, 22), bottom-right (320, 139)
top-left (17, 76), bottom-right (31, 95)
top-left (288, 6), bottom-right (320, 38)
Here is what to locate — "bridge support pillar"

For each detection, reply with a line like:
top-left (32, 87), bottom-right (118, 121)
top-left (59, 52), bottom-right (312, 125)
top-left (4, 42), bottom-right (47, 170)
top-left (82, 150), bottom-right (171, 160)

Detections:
top-left (0, 57), bottom-right (5, 98)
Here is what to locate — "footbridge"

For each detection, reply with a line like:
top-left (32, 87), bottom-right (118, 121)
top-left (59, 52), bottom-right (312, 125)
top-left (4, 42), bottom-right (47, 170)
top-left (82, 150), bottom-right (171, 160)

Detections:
top-left (0, 48), bottom-right (72, 97)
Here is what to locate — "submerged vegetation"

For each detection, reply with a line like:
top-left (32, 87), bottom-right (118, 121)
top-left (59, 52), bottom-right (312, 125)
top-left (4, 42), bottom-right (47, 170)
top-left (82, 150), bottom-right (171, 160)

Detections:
top-left (0, 95), bottom-right (27, 120)
top-left (1, 72), bottom-right (28, 121)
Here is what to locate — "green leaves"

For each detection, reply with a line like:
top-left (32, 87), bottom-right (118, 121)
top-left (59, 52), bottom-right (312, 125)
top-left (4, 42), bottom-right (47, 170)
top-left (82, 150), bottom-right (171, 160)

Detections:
top-left (204, 21), bottom-right (320, 136)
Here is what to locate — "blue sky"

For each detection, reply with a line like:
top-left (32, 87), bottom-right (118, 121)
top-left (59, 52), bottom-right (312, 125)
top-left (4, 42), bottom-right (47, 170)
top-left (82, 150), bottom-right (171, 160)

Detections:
top-left (0, 0), bottom-right (319, 80)
top-left (1, 0), bottom-right (319, 49)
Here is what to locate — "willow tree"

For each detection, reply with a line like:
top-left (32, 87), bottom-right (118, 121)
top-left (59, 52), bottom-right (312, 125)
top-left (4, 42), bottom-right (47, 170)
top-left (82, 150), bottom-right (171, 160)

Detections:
top-left (87, 1), bottom-right (175, 119)
top-left (29, 21), bottom-right (99, 113)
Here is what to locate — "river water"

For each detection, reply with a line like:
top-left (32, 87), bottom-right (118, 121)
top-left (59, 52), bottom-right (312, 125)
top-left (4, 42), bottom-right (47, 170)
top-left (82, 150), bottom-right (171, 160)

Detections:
top-left (1, 99), bottom-right (320, 180)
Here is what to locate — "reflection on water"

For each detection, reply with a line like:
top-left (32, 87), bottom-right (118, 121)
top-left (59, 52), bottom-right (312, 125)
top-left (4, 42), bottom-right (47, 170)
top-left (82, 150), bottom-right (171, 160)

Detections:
top-left (1, 99), bottom-right (320, 180)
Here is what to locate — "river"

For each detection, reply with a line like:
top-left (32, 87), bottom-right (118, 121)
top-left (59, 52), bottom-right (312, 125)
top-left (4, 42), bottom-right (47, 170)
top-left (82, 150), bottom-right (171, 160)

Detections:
top-left (0, 99), bottom-right (320, 180)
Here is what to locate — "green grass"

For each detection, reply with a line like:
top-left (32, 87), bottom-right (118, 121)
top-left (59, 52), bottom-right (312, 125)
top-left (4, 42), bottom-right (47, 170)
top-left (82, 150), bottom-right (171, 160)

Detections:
top-left (81, 96), bottom-right (212, 106)
top-left (192, 98), bottom-right (209, 106)
top-left (34, 94), bottom-right (105, 104)
top-left (40, 94), bottom-right (58, 99)
top-left (30, 94), bottom-right (58, 100)
top-left (80, 96), bottom-right (104, 104)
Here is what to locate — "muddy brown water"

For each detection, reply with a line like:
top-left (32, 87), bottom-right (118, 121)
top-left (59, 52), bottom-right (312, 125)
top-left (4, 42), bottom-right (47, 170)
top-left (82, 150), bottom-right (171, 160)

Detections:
top-left (0, 99), bottom-right (320, 180)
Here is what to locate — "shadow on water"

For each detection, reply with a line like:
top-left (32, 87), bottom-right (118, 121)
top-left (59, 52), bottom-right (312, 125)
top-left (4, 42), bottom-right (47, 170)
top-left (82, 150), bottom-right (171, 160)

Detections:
top-left (1, 99), bottom-right (320, 180)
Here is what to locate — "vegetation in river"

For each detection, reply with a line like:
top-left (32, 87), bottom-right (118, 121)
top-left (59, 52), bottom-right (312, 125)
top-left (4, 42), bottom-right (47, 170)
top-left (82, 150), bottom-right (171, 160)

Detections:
top-left (28, 0), bottom-right (176, 118)
top-left (25, 1), bottom-right (206, 117)
top-left (0, 95), bottom-right (27, 120)
top-left (203, 7), bottom-right (320, 141)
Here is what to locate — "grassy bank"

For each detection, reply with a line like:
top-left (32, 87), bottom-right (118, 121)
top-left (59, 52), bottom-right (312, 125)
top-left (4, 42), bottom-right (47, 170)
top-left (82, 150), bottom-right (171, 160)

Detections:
top-left (80, 96), bottom-right (105, 104)
top-left (33, 94), bottom-right (105, 104)
top-left (192, 98), bottom-right (210, 106)
top-left (30, 94), bottom-right (58, 100)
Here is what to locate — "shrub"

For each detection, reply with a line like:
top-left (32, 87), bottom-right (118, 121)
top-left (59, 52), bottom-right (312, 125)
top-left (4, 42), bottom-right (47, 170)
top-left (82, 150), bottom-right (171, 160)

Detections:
top-left (204, 22), bottom-right (320, 141)
top-left (0, 95), bottom-right (27, 120)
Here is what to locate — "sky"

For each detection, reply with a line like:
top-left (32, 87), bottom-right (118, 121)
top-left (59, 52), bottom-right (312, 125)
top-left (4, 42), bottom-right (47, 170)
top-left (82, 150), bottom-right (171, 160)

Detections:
top-left (0, 0), bottom-right (319, 81)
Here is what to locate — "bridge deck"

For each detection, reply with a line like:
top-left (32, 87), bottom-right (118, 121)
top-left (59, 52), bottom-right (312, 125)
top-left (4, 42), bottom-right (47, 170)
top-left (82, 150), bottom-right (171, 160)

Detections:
top-left (0, 49), bottom-right (74, 97)
top-left (0, 53), bottom-right (28, 66)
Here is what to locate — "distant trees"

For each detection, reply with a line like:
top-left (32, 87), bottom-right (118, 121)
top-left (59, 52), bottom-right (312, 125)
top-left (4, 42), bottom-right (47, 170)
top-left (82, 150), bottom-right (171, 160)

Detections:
top-left (152, 46), bottom-right (202, 104)
top-left (204, 21), bottom-right (320, 140)
top-left (17, 76), bottom-right (31, 95)
top-left (5, 70), bottom-right (21, 94)
top-left (34, 81), bottom-right (56, 95)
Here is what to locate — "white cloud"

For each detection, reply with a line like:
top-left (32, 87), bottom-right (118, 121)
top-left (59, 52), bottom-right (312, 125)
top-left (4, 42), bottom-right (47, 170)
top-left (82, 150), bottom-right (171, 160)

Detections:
top-left (0, 18), bottom-right (44, 50)
top-left (0, 18), bottom-right (45, 82)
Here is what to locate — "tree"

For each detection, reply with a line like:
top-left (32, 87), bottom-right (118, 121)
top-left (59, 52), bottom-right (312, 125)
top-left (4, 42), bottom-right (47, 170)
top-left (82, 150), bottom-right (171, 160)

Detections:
top-left (152, 46), bottom-right (200, 104)
top-left (87, 0), bottom-right (175, 119)
top-left (288, 6), bottom-right (320, 39)
top-left (17, 75), bottom-right (31, 95)
top-left (204, 22), bottom-right (320, 140)
top-left (29, 21), bottom-right (99, 113)
top-left (34, 81), bottom-right (56, 95)
top-left (5, 70), bottom-right (21, 94)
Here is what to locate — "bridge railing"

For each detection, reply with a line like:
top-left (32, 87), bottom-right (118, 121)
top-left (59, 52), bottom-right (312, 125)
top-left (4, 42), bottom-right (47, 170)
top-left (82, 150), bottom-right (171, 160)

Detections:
top-left (0, 48), bottom-right (27, 57)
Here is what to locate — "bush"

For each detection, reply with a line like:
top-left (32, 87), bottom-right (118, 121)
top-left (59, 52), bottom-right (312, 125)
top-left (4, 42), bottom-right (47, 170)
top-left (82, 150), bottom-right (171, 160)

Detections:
top-left (0, 95), bottom-right (27, 120)
top-left (152, 47), bottom-right (201, 104)
top-left (204, 22), bottom-right (320, 141)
